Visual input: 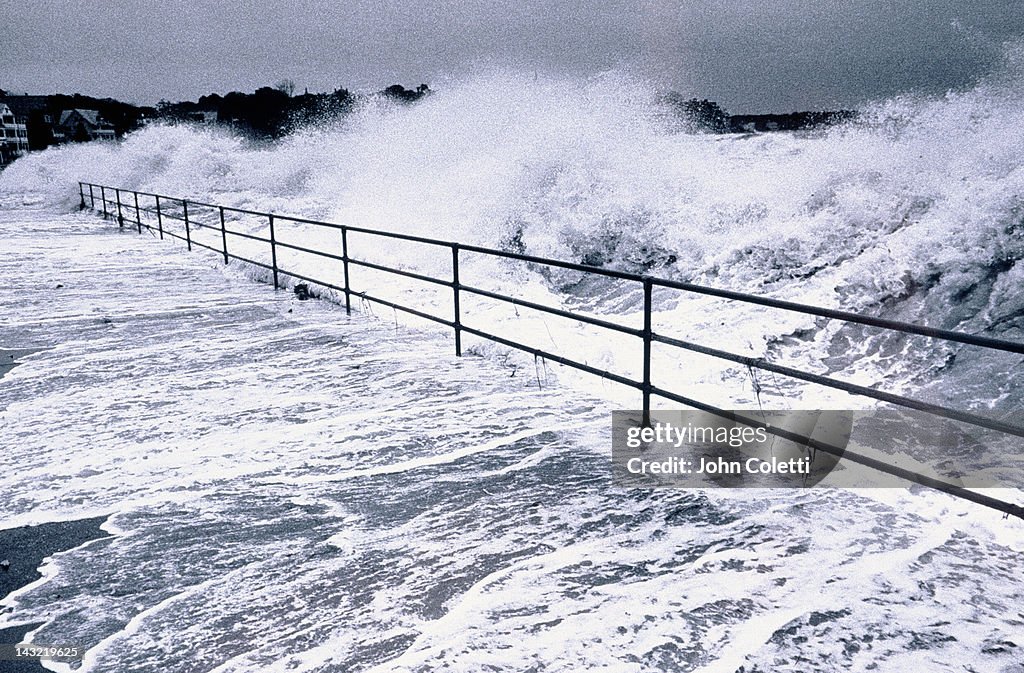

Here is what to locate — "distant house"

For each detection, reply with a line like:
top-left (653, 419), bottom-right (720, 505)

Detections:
top-left (0, 103), bottom-right (30, 166)
top-left (182, 109), bottom-right (218, 124)
top-left (0, 95), bottom-right (52, 124)
top-left (57, 109), bottom-right (116, 142)
top-left (0, 95), bottom-right (57, 150)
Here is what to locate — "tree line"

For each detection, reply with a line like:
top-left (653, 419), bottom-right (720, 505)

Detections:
top-left (155, 81), bottom-right (431, 139)
top-left (0, 83), bottom-right (431, 148)
top-left (2, 83), bottom-right (855, 150)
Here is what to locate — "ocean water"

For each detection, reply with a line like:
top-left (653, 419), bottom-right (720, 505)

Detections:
top-left (2, 47), bottom-right (1024, 672)
top-left (5, 55), bottom-right (1024, 414)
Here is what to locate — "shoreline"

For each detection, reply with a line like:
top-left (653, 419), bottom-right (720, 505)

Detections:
top-left (0, 623), bottom-right (45, 673)
top-left (0, 517), bottom-right (110, 672)
top-left (0, 348), bottom-right (42, 382)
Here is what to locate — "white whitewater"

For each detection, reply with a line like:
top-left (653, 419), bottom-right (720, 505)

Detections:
top-left (2, 46), bottom-right (1024, 672)
top-left (0, 206), bottom-right (1021, 672)
top-left (3, 55), bottom-right (1024, 414)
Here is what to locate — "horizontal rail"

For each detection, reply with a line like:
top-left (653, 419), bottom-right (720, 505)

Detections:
top-left (462, 283), bottom-right (643, 337)
top-left (272, 240), bottom-right (345, 261)
top-left (652, 332), bottom-right (1024, 438)
top-left (343, 224), bottom-right (457, 248)
top-left (160, 228), bottom-right (221, 255)
top-left (80, 181), bottom-right (1024, 354)
top-left (150, 209), bottom-right (188, 224)
top-left (460, 243), bottom-right (642, 281)
top-left (276, 268), bottom-right (347, 294)
top-left (188, 238), bottom-right (223, 255)
top-left (220, 204), bottom-right (275, 217)
top-left (79, 185), bottom-right (1024, 352)
top-left (178, 199), bottom-right (223, 211)
top-left (278, 212), bottom-right (456, 247)
top-left (652, 277), bottom-right (1024, 355)
top-left (347, 258), bottom-right (453, 288)
top-left (160, 230), bottom-right (190, 245)
top-left (273, 214), bottom-right (346, 231)
top-left (354, 291), bottom-right (455, 328)
top-left (224, 228), bottom-right (271, 243)
top-left (78, 181), bottom-right (1024, 520)
top-left (647, 385), bottom-right (1024, 520)
top-left (461, 324), bottom-right (641, 389)
top-left (226, 252), bottom-right (274, 270)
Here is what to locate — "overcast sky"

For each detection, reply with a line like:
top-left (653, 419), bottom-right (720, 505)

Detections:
top-left (3, 0), bottom-right (1022, 112)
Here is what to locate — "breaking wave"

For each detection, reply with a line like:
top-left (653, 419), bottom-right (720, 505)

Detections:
top-left (3, 48), bottom-right (1024, 412)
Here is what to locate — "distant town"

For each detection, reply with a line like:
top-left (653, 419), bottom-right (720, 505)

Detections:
top-left (0, 82), bottom-right (857, 167)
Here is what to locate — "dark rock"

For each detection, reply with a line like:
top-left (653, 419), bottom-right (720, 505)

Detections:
top-left (294, 283), bottom-right (311, 300)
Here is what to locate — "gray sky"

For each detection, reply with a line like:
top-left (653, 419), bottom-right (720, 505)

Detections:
top-left (3, 0), bottom-right (1022, 112)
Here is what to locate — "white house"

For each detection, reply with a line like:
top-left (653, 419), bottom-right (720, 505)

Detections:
top-left (0, 103), bottom-right (30, 166)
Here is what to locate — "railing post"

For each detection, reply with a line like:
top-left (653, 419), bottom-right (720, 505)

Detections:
top-left (268, 214), bottom-right (279, 289)
top-left (155, 195), bottom-right (164, 239)
top-left (78, 182), bottom-right (85, 210)
top-left (101, 186), bottom-right (107, 219)
top-left (642, 277), bottom-right (653, 427)
top-left (219, 206), bottom-right (229, 264)
top-left (115, 189), bottom-right (124, 228)
top-left (453, 243), bottom-right (462, 356)
top-left (183, 200), bottom-right (192, 251)
top-left (89, 184), bottom-right (95, 210)
top-left (134, 191), bottom-right (142, 234)
top-left (341, 227), bottom-right (352, 314)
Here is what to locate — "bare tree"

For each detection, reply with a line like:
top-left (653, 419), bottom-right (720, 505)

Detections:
top-left (274, 79), bottom-right (296, 97)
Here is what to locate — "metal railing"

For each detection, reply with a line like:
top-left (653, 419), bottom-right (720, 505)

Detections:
top-left (78, 181), bottom-right (1024, 520)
